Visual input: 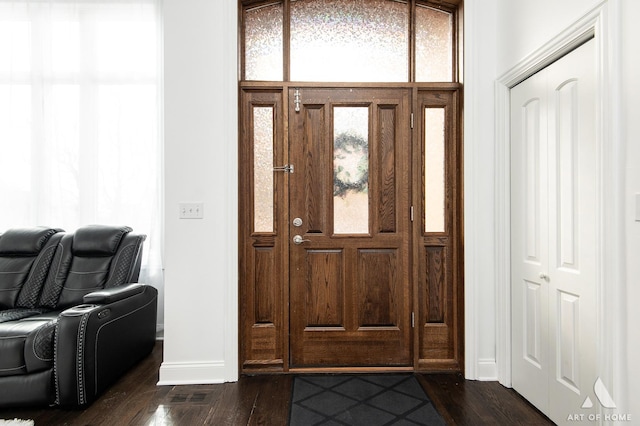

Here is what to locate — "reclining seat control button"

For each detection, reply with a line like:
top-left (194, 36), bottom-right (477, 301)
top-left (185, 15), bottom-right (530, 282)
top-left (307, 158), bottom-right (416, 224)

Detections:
top-left (97, 309), bottom-right (111, 319)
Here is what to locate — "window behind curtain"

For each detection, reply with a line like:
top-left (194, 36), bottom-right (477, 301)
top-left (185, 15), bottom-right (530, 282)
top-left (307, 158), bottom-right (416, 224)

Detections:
top-left (0, 0), bottom-right (163, 324)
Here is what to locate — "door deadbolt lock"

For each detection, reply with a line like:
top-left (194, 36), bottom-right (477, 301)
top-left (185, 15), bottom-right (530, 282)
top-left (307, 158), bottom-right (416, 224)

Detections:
top-left (293, 217), bottom-right (303, 227)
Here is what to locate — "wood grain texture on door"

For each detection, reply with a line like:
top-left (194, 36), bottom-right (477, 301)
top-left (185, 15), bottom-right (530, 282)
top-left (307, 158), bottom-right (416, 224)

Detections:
top-left (414, 90), bottom-right (463, 371)
top-left (288, 88), bottom-right (412, 367)
top-left (239, 89), bottom-right (287, 371)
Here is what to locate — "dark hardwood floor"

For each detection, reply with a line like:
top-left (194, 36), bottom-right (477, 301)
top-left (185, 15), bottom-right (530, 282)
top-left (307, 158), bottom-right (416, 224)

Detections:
top-left (0, 342), bottom-right (553, 425)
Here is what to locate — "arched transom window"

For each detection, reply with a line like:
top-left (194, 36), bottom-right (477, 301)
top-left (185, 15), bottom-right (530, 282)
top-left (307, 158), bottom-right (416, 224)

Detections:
top-left (241, 0), bottom-right (459, 82)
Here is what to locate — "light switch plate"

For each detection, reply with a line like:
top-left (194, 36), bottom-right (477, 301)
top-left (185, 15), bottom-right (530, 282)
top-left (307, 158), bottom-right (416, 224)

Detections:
top-left (179, 203), bottom-right (204, 219)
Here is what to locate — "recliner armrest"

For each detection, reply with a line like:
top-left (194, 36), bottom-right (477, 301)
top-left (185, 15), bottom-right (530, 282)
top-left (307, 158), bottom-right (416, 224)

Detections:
top-left (82, 283), bottom-right (145, 304)
top-left (55, 284), bottom-right (157, 407)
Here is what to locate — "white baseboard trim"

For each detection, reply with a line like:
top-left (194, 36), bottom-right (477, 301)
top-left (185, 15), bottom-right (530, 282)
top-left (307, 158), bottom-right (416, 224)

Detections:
top-left (157, 360), bottom-right (228, 385)
top-left (476, 359), bottom-right (498, 381)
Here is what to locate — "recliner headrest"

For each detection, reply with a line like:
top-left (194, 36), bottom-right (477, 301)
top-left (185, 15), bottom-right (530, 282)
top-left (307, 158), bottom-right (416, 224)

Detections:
top-left (0, 227), bottom-right (62, 255)
top-left (72, 225), bottom-right (132, 256)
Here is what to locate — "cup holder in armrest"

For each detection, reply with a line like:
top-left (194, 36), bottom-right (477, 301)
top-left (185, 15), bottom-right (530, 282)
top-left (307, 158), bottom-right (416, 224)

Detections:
top-left (74, 304), bottom-right (98, 310)
top-left (61, 304), bottom-right (99, 316)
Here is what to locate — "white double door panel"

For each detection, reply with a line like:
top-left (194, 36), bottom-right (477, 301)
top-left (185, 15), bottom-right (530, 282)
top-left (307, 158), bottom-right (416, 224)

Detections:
top-left (511, 39), bottom-right (597, 425)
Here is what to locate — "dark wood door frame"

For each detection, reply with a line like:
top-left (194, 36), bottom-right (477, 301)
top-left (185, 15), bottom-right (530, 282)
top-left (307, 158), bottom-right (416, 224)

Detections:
top-left (239, 83), bottom-right (463, 373)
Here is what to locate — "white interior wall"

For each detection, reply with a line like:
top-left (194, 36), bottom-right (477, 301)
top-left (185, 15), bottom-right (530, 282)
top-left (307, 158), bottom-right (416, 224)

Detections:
top-left (463, 0), bottom-right (499, 380)
top-left (496, 0), bottom-right (601, 72)
top-left (160, 0), bottom-right (238, 384)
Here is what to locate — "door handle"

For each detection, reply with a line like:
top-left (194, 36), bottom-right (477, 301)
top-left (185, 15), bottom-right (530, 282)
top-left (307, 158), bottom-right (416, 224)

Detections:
top-left (539, 273), bottom-right (549, 282)
top-left (293, 235), bottom-right (310, 245)
top-left (273, 164), bottom-right (294, 173)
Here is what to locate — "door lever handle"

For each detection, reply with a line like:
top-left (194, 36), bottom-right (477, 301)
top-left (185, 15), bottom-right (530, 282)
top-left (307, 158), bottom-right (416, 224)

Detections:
top-left (293, 235), bottom-right (310, 245)
top-left (539, 273), bottom-right (549, 281)
top-left (273, 164), bottom-right (294, 173)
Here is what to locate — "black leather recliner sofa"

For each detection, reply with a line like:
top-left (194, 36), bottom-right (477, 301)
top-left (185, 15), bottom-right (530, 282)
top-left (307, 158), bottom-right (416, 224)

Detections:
top-left (0, 225), bottom-right (158, 408)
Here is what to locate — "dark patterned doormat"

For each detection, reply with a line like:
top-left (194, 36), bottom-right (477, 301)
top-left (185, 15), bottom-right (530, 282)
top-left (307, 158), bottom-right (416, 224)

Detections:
top-left (289, 374), bottom-right (445, 426)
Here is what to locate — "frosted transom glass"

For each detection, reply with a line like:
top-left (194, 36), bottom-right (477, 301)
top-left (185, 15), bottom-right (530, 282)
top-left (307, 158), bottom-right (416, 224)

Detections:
top-left (415, 5), bottom-right (453, 82)
top-left (245, 4), bottom-right (284, 81)
top-left (253, 107), bottom-right (275, 233)
top-left (424, 108), bottom-right (445, 233)
top-left (290, 0), bottom-right (408, 82)
top-left (334, 107), bottom-right (369, 234)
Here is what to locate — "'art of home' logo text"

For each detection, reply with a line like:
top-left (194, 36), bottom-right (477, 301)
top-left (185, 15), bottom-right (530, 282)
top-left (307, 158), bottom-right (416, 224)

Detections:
top-left (567, 378), bottom-right (632, 422)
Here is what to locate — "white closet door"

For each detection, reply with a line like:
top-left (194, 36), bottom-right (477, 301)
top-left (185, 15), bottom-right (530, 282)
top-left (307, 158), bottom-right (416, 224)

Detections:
top-left (511, 39), bottom-right (597, 425)
top-left (511, 64), bottom-right (550, 412)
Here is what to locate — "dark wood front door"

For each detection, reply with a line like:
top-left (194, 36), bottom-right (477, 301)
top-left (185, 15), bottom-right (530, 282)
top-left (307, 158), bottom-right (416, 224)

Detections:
top-left (288, 88), bottom-right (412, 367)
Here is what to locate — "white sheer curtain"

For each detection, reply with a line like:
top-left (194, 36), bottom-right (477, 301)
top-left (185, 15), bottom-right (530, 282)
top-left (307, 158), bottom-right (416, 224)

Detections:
top-left (0, 0), bottom-right (164, 326)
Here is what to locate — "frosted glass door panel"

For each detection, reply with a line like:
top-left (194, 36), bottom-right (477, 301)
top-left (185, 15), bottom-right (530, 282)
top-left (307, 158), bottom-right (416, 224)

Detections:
top-left (415, 5), bottom-right (453, 82)
top-left (290, 0), bottom-right (408, 82)
top-left (333, 107), bottom-right (369, 234)
top-left (253, 107), bottom-right (275, 233)
top-left (245, 3), bottom-right (283, 81)
top-left (424, 108), bottom-right (445, 233)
